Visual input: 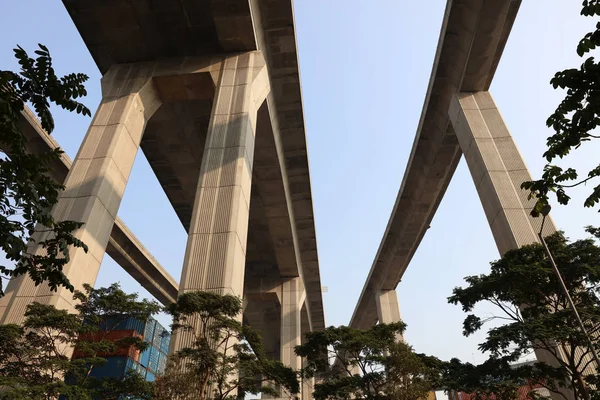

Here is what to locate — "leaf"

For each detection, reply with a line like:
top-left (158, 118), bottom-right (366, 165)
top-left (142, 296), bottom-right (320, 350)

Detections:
top-left (0, 44), bottom-right (91, 298)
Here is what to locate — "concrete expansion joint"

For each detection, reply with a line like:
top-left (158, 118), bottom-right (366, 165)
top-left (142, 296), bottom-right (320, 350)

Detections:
top-left (92, 121), bottom-right (139, 148)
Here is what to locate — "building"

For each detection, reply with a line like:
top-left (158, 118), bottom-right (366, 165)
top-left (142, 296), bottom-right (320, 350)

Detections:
top-left (72, 316), bottom-right (170, 382)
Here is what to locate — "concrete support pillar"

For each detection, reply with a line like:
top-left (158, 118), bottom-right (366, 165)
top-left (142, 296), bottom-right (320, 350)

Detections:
top-left (300, 304), bottom-right (314, 400)
top-left (448, 91), bottom-right (596, 395)
top-left (281, 277), bottom-right (305, 398)
top-left (301, 360), bottom-right (314, 400)
top-left (171, 52), bottom-right (270, 354)
top-left (375, 289), bottom-right (401, 324)
top-left (376, 289), bottom-right (404, 344)
top-left (447, 91), bottom-right (556, 254)
top-left (0, 67), bottom-right (161, 324)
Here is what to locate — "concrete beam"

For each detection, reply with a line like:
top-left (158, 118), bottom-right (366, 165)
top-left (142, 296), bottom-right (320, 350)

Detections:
top-left (250, 0), bottom-right (325, 332)
top-left (13, 107), bottom-right (179, 306)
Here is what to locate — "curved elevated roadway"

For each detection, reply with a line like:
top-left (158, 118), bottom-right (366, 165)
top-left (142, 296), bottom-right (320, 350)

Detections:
top-left (350, 0), bottom-right (522, 329)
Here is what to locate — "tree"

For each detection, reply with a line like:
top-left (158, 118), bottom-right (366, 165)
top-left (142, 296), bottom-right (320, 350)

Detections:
top-left (447, 228), bottom-right (600, 400)
top-left (522, 1), bottom-right (600, 215)
top-left (295, 322), bottom-right (439, 400)
top-left (154, 291), bottom-right (300, 400)
top-left (0, 283), bottom-right (160, 399)
top-left (431, 357), bottom-right (560, 400)
top-left (0, 44), bottom-right (91, 297)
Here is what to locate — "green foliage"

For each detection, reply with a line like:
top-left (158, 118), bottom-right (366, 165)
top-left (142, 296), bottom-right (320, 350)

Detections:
top-left (0, 283), bottom-right (160, 400)
top-left (155, 291), bottom-right (300, 400)
top-left (433, 357), bottom-right (564, 400)
top-left (522, 1), bottom-right (600, 214)
top-left (296, 322), bottom-right (439, 400)
top-left (448, 229), bottom-right (600, 400)
top-left (0, 44), bottom-right (91, 297)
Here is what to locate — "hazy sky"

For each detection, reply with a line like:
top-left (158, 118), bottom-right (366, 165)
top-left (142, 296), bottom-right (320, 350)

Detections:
top-left (1, 0), bottom-right (599, 365)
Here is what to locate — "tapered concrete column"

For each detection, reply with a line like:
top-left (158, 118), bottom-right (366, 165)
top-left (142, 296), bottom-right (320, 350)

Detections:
top-left (171, 52), bottom-right (270, 357)
top-left (281, 277), bottom-right (306, 398)
top-left (300, 304), bottom-right (314, 400)
top-left (376, 289), bottom-right (404, 344)
top-left (301, 359), bottom-right (314, 400)
top-left (448, 91), bottom-right (556, 255)
top-left (376, 290), bottom-right (401, 324)
top-left (448, 92), bottom-right (596, 394)
top-left (0, 67), bottom-right (161, 324)
top-left (178, 52), bottom-right (269, 296)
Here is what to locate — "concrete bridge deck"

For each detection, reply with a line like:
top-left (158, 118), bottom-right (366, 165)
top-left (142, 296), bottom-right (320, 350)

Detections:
top-left (350, 0), bottom-right (522, 329)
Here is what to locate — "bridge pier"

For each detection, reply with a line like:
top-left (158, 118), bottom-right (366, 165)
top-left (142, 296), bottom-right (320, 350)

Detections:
top-left (1, 51), bottom-right (270, 329)
top-left (376, 289), bottom-right (404, 342)
top-left (448, 90), bottom-right (595, 392)
top-left (0, 64), bottom-right (163, 325)
top-left (171, 51), bottom-right (270, 357)
top-left (244, 266), bottom-right (310, 399)
top-left (280, 277), bottom-right (305, 374)
top-left (376, 290), bottom-right (401, 324)
top-left (448, 91), bottom-right (556, 254)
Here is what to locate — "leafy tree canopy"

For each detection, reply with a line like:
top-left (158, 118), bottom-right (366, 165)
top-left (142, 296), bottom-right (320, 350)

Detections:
top-left (448, 228), bottom-right (600, 400)
top-left (0, 283), bottom-right (160, 400)
top-left (523, 0), bottom-right (600, 215)
top-left (296, 322), bottom-right (439, 400)
top-left (0, 44), bottom-right (91, 296)
top-left (154, 291), bottom-right (300, 400)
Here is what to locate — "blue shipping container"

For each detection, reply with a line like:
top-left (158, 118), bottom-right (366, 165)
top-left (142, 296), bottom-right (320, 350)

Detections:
top-left (123, 317), bottom-right (146, 336)
top-left (157, 351), bottom-right (167, 374)
top-left (146, 370), bottom-right (156, 382)
top-left (90, 356), bottom-right (128, 378)
top-left (153, 325), bottom-right (163, 347)
top-left (148, 347), bottom-right (160, 372)
top-left (131, 360), bottom-right (146, 377)
top-left (139, 347), bottom-right (151, 368)
top-left (126, 358), bottom-right (150, 378)
top-left (160, 331), bottom-right (171, 354)
top-left (126, 358), bottom-right (137, 373)
top-left (96, 317), bottom-right (145, 336)
top-left (144, 319), bottom-right (156, 342)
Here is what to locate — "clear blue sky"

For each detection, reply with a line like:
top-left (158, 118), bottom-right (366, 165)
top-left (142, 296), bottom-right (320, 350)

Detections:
top-left (1, 0), bottom-right (598, 364)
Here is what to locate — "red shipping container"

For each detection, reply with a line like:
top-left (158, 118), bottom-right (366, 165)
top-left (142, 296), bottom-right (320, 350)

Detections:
top-left (72, 329), bottom-right (142, 360)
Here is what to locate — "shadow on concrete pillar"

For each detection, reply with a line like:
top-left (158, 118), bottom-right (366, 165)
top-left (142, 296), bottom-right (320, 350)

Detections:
top-left (167, 52), bottom-right (271, 396)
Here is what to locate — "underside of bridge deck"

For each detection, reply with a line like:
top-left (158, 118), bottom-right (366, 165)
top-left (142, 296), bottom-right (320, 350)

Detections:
top-left (61, 0), bottom-right (325, 331)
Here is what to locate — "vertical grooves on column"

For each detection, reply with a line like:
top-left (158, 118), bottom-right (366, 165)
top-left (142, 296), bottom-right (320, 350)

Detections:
top-left (214, 187), bottom-right (233, 233)
top-left (220, 147), bottom-right (237, 187)
top-left (198, 188), bottom-right (217, 233)
top-left (178, 53), bottom-right (265, 310)
top-left (206, 234), bottom-right (227, 289)
top-left (186, 235), bottom-right (209, 292)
